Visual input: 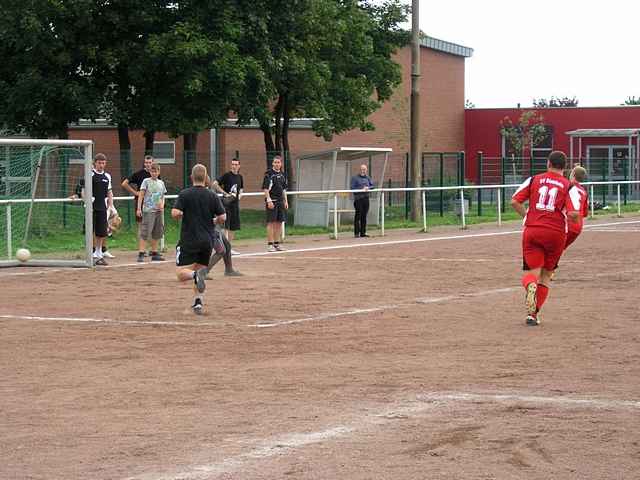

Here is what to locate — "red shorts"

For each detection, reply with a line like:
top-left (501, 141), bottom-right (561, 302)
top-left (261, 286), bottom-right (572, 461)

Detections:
top-left (522, 226), bottom-right (567, 271)
top-left (565, 230), bottom-right (581, 249)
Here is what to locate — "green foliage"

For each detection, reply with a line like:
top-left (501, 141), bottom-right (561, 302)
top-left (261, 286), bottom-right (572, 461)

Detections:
top-left (499, 111), bottom-right (547, 157)
top-left (0, 0), bottom-right (408, 152)
top-left (533, 96), bottom-right (579, 107)
top-left (622, 96), bottom-right (640, 106)
top-left (235, 0), bottom-right (409, 148)
top-left (0, 0), bottom-right (102, 137)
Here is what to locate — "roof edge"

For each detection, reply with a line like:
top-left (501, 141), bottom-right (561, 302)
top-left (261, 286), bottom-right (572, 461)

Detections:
top-left (421, 35), bottom-right (473, 58)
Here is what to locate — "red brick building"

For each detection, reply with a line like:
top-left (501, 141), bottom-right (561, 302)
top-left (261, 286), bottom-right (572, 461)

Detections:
top-left (67, 36), bottom-right (473, 197)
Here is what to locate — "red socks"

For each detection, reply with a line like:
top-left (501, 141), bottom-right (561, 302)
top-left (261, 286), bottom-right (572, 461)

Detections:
top-left (521, 273), bottom-right (537, 289)
top-left (536, 284), bottom-right (549, 311)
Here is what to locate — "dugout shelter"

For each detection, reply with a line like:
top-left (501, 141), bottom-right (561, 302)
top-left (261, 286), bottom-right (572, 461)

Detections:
top-left (294, 147), bottom-right (390, 227)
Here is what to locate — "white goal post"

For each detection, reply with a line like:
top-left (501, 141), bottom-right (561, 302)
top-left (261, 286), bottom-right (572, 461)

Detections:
top-left (0, 138), bottom-right (94, 268)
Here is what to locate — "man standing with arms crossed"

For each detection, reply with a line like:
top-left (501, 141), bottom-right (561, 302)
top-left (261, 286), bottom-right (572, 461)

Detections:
top-left (122, 155), bottom-right (155, 259)
top-left (172, 164), bottom-right (226, 315)
top-left (263, 155), bottom-right (288, 252)
top-left (212, 158), bottom-right (244, 254)
top-left (511, 151), bottom-right (580, 326)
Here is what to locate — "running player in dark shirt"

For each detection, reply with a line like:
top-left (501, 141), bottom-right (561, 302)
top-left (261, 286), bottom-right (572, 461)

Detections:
top-left (262, 155), bottom-right (288, 252)
top-left (171, 164), bottom-right (226, 315)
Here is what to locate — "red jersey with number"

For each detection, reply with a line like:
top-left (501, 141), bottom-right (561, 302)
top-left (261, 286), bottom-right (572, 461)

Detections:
top-left (567, 181), bottom-right (588, 234)
top-left (512, 171), bottom-right (578, 233)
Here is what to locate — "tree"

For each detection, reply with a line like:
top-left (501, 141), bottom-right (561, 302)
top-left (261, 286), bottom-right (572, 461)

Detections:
top-left (622, 96), bottom-right (640, 105)
top-left (533, 96), bottom-right (579, 108)
top-left (91, 1), bottom-right (178, 155)
top-left (499, 111), bottom-right (547, 158)
top-left (0, 0), bottom-right (101, 138)
top-left (235, 0), bottom-right (409, 173)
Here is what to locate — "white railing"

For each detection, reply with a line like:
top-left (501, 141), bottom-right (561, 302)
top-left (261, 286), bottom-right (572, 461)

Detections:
top-left (2, 180), bottom-right (639, 250)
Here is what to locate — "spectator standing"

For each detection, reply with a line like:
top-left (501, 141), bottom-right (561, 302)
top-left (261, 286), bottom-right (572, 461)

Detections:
top-left (83, 153), bottom-right (113, 266)
top-left (262, 155), bottom-right (288, 252)
top-left (122, 155), bottom-right (155, 256)
top-left (212, 158), bottom-right (244, 254)
top-left (350, 164), bottom-right (374, 238)
top-left (136, 162), bottom-right (167, 262)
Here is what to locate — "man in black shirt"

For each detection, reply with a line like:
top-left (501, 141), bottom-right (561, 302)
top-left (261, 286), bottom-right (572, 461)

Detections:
top-left (262, 155), bottom-right (288, 252)
top-left (212, 158), bottom-right (244, 253)
top-left (83, 153), bottom-right (113, 266)
top-left (172, 164), bottom-right (226, 315)
top-left (122, 155), bottom-right (155, 257)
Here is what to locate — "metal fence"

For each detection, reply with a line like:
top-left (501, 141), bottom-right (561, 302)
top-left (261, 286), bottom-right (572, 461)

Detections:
top-left (2, 180), bottom-right (638, 257)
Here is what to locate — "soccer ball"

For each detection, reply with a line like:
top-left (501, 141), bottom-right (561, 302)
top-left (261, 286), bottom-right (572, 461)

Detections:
top-left (16, 248), bottom-right (31, 262)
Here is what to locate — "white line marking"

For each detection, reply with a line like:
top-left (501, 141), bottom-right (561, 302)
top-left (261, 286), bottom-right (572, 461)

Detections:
top-left (248, 287), bottom-right (520, 328)
top-left (588, 228), bottom-right (640, 232)
top-left (2, 219), bottom-right (639, 278)
top-left (0, 314), bottom-right (220, 327)
top-left (417, 391), bottom-right (640, 410)
top-left (128, 390), bottom-right (640, 480)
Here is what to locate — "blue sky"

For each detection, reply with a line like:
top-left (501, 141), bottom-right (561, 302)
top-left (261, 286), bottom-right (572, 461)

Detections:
top-left (418, 0), bottom-right (640, 107)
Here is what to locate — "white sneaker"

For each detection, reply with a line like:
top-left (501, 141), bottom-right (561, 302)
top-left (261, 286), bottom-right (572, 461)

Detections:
top-left (102, 251), bottom-right (115, 259)
top-left (268, 244), bottom-right (277, 252)
top-left (230, 249), bottom-right (240, 256)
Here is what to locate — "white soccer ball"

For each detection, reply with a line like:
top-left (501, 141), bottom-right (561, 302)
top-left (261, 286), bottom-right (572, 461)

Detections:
top-left (16, 248), bottom-right (31, 262)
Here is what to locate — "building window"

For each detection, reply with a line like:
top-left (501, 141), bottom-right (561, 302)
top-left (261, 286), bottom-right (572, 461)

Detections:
top-left (153, 141), bottom-right (175, 164)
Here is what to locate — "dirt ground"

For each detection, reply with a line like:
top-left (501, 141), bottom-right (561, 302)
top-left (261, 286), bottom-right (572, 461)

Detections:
top-left (1, 217), bottom-right (640, 480)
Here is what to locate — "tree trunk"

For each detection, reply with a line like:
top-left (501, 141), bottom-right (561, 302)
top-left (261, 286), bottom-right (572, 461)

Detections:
top-left (273, 95), bottom-right (284, 153)
top-left (117, 125), bottom-right (132, 174)
top-left (260, 121), bottom-right (275, 169)
top-left (117, 126), bottom-right (131, 151)
top-left (144, 130), bottom-right (155, 154)
top-left (183, 132), bottom-right (198, 152)
top-left (282, 93), bottom-right (293, 189)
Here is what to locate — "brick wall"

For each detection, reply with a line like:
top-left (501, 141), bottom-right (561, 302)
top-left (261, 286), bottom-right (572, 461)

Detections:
top-left (68, 43), bottom-right (467, 205)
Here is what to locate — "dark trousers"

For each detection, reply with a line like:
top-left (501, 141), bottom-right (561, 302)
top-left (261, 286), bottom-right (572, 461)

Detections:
top-left (354, 197), bottom-right (370, 236)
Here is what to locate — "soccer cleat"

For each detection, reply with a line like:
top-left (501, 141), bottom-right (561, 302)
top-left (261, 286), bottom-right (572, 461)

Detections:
top-left (102, 251), bottom-right (115, 259)
top-left (360, 234), bottom-right (370, 238)
top-left (95, 258), bottom-right (108, 266)
top-left (137, 252), bottom-right (145, 263)
top-left (526, 314), bottom-right (540, 326)
top-left (194, 268), bottom-right (207, 293)
top-left (274, 243), bottom-right (285, 251)
top-left (151, 254), bottom-right (165, 262)
top-left (525, 282), bottom-right (538, 315)
top-left (230, 249), bottom-right (240, 256)
top-left (268, 244), bottom-right (277, 252)
top-left (224, 270), bottom-right (244, 277)
top-left (192, 298), bottom-right (203, 315)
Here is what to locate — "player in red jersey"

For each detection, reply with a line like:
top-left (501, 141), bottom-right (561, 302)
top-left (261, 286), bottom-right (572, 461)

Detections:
top-left (565, 165), bottom-right (589, 249)
top-left (511, 151), bottom-right (581, 326)
top-left (551, 165), bottom-right (589, 279)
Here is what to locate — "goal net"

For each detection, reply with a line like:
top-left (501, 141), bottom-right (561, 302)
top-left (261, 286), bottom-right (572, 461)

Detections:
top-left (0, 139), bottom-right (94, 267)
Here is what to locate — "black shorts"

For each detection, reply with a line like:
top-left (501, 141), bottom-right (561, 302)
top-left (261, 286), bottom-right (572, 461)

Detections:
top-left (225, 203), bottom-right (241, 231)
top-left (265, 200), bottom-right (286, 223)
top-left (93, 210), bottom-right (108, 237)
top-left (176, 245), bottom-right (212, 267)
